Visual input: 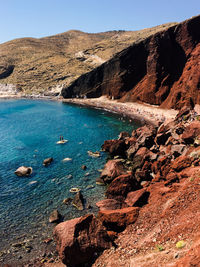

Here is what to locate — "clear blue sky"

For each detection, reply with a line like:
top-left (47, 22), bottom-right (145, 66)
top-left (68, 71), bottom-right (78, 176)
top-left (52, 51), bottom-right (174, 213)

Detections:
top-left (0, 0), bottom-right (199, 43)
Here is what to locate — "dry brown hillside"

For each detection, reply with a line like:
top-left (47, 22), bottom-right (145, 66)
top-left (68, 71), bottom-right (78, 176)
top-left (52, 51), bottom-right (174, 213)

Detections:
top-left (0, 23), bottom-right (176, 96)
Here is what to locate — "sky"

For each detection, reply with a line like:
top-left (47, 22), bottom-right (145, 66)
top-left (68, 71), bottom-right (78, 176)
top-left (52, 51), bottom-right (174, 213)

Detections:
top-left (0, 0), bottom-right (199, 44)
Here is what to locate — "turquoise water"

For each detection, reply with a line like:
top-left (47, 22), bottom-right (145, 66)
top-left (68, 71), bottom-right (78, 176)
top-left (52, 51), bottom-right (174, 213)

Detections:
top-left (0, 99), bottom-right (140, 258)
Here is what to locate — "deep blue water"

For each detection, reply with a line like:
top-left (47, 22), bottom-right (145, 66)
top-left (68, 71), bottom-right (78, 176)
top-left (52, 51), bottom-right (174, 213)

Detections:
top-left (0, 99), bottom-right (140, 252)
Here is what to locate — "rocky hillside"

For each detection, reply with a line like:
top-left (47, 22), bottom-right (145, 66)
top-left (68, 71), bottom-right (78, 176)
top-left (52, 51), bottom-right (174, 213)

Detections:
top-left (53, 108), bottom-right (200, 267)
top-left (0, 23), bottom-right (176, 96)
top-left (62, 15), bottom-right (200, 109)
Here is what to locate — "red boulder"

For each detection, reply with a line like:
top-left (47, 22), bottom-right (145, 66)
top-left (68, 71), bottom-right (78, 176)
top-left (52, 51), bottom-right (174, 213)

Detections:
top-left (54, 214), bottom-right (112, 266)
top-left (101, 159), bottom-right (127, 183)
top-left (125, 188), bottom-right (149, 207)
top-left (98, 207), bottom-right (139, 232)
top-left (96, 199), bottom-right (122, 211)
top-left (106, 174), bottom-right (140, 199)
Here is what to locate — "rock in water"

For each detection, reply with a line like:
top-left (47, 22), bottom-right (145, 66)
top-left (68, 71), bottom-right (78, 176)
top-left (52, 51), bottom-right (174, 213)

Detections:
top-left (49, 209), bottom-right (61, 223)
top-left (53, 214), bottom-right (112, 266)
top-left (72, 192), bottom-right (84, 210)
top-left (14, 166), bottom-right (32, 177)
top-left (43, 157), bottom-right (53, 166)
top-left (81, 165), bottom-right (87, 170)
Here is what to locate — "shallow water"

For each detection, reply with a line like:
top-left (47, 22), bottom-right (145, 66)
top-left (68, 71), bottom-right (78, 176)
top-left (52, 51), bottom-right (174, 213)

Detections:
top-left (0, 99), bottom-right (140, 261)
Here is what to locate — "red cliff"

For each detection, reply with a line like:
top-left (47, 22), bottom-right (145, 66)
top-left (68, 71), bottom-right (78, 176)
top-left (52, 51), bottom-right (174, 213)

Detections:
top-left (62, 15), bottom-right (200, 109)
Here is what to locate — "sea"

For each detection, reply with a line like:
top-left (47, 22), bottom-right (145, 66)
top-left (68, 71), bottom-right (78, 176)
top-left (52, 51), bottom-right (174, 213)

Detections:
top-left (0, 99), bottom-right (140, 263)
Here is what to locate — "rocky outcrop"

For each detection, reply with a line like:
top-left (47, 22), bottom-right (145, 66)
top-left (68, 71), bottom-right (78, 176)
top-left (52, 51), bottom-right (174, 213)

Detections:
top-left (53, 214), bottom-right (112, 266)
top-left (62, 15), bottom-right (200, 109)
top-left (92, 110), bottom-right (200, 267)
top-left (0, 65), bottom-right (14, 79)
top-left (52, 109), bottom-right (200, 266)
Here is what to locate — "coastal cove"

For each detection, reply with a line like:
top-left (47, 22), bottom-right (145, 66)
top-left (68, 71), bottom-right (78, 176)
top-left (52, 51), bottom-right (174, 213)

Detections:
top-left (0, 99), bottom-right (140, 264)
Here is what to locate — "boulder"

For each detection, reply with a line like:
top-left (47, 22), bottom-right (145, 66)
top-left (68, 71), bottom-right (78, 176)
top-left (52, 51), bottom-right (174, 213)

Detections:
top-left (63, 198), bottom-right (72, 205)
top-left (125, 188), bottom-right (149, 207)
top-left (171, 156), bottom-right (193, 172)
top-left (102, 139), bottom-right (127, 157)
top-left (164, 172), bottom-right (179, 186)
top-left (118, 131), bottom-right (130, 140)
top-left (131, 154), bottom-right (144, 171)
top-left (155, 132), bottom-right (171, 146)
top-left (135, 147), bottom-right (149, 161)
top-left (49, 209), bottom-right (61, 223)
top-left (101, 159), bottom-right (127, 183)
top-left (182, 121), bottom-right (200, 144)
top-left (106, 174), bottom-right (140, 199)
top-left (96, 199), bottom-right (122, 211)
top-left (151, 156), bottom-right (171, 176)
top-left (96, 177), bottom-right (106, 186)
top-left (132, 125), bottom-right (156, 149)
top-left (43, 157), bottom-right (53, 166)
top-left (170, 144), bottom-right (187, 158)
top-left (53, 214), bottom-right (112, 266)
top-left (135, 169), bottom-right (152, 183)
top-left (98, 207), bottom-right (139, 232)
top-left (14, 166), bottom-right (32, 177)
top-left (72, 191), bottom-right (84, 210)
top-left (126, 143), bottom-right (139, 159)
top-left (175, 107), bottom-right (191, 121)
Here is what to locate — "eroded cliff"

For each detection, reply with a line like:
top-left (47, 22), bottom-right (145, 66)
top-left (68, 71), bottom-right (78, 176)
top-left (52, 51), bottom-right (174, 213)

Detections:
top-left (62, 15), bottom-right (200, 109)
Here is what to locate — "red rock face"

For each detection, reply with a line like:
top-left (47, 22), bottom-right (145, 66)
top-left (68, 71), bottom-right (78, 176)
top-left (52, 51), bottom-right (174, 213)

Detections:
top-left (62, 15), bottom-right (200, 109)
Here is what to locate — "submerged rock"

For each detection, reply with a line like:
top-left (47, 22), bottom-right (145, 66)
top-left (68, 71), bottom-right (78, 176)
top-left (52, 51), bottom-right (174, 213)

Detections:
top-left (87, 150), bottom-right (101, 157)
top-left (96, 177), bottom-right (106, 186)
top-left (49, 209), bottom-right (61, 223)
top-left (81, 165), bottom-right (87, 170)
top-left (63, 198), bottom-right (72, 205)
top-left (62, 157), bottom-right (72, 162)
top-left (14, 166), bottom-right (32, 177)
top-left (43, 157), bottom-right (53, 166)
top-left (72, 191), bottom-right (84, 210)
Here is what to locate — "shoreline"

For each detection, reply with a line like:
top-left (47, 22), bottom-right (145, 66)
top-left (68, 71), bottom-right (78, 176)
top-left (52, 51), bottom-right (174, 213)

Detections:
top-left (62, 96), bottom-right (178, 126)
top-left (1, 94), bottom-right (179, 126)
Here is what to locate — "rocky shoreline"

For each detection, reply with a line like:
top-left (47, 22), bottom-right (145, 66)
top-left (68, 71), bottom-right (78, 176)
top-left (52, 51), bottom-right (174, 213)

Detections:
top-left (2, 97), bottom-right (200, 266)
top-left (51, 107), bottom-right (200, 267)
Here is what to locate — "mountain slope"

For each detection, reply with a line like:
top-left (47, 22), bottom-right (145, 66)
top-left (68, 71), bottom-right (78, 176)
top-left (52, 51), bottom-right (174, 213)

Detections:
top-left (0, 23), bottom-right (176, 95)
top-left (61, 15), bottom-right (200, 109)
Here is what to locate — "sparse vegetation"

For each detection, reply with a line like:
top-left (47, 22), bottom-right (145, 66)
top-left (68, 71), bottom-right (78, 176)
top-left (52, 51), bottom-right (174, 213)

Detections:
top-left (176, 240), bottom-right (186, 249)
top-left (0, 23), bottom-right (177, 95)
top-left (155, 244), bottom-right (164, 251)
